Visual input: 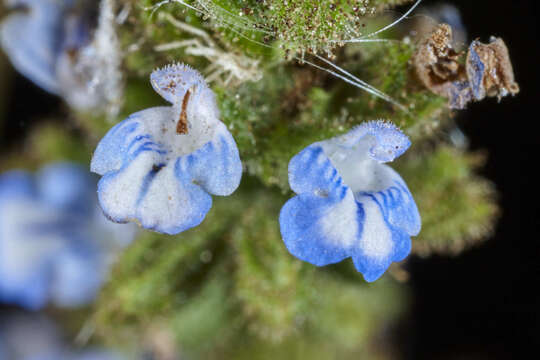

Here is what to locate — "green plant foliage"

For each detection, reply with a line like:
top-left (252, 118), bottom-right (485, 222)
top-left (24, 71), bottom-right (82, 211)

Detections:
top-left (0, 1), bottom-right (505, 358)
top-left (214, 40), bottom-right (448, 190)
top-left (397, 146), bottom-right (499, 256)
top-left (259, 0), bottom-right (375, 56)
top-left (117, 1), bottom-right (447, 191)
top-left (370, 0), bottom-right (415, 10)
top-left (94, 179), bottom-right (407, 358)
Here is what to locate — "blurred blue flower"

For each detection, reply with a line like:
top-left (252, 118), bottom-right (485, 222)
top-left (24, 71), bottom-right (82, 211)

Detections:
top-left (91, 63), bottom-right (242, 235)
top-left (32, 350), bottom-right (127, 360)
top-left (0, 163), bottom-right (136, 310)
top-left (279, 121), bottom-right (421, 282)
top-left (0, 313), bottom-right (128, 360)
top-left (0, 313), bottom-right (64, 359)
top-left (0, 0), bottom-right (123, 114)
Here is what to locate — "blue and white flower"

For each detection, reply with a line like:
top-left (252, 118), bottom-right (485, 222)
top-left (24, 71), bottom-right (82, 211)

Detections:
top-left (0, 0), bottom-right (123, 114)
top-left (0, 163), bottom-right (136, 309)
top-left (279, 121), bottom-right (421, 282)
top-left (91, 63), bottom-right (242, 235)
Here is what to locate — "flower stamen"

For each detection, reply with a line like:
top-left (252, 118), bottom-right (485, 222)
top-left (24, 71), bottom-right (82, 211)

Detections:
top-left (177, 88), bottom-right (192, 134)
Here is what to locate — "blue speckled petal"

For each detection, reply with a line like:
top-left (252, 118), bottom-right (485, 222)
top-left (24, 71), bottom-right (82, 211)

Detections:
top-left (288, 145), bottom-right (345, 196)
top-left (97, 150), bottom-right (213, 235)
top-left (150, 62), bottom-right (207, 104)
top-left (352, 194), bottom-right (411, 282)
top-left (280, 189), bottom-right (360, 266)
top-left (90, 109), bottom-right (153, 175)
top-left (92, 105), bottom-right (218, 234)
top-left (358, 165), bottom-right (421, 237)
top-left (335, 121), bottom-right (411, 162)
top-left (176, 122), bottom-right (242, 196)
top-left (0, 0), bottom-right (65, 93)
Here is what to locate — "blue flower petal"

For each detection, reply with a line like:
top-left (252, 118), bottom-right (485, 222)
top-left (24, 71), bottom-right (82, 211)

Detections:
top-left (288, 145), bottom-right (345, 196)
top-left (0, 172), bottom-right (53, 309)
top-left (49, 247), bottom-right (103, 307)
top-left (0, 164), bottom-right (137, 309)
top-left (91, 64), bottom-right (242, 235)
top-left (0, 202), bottom-right (69, 308)
top-left (177, 122), bottom-right (242, 196)
top-left (97, 150), bottom-right (213, 235)
top-left (280, 189), bottom-right (360, 266)
top-left (352, 195), bottom-right (411, 282)
top-left (357, 165), bottom-right (421, 237)
top-left (0, 170), bottom-right (35, 200)
top-left (37, 163), bottom-right (95, 214)
top-left (90, 110), bottom-right (148, 175)
top-left (0, 0), bottom-right (64, 93)
top-left (0, 258), bottom-right (52, 310)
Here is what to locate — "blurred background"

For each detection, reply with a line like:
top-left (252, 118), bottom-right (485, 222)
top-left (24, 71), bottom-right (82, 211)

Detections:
top-left (402, 1), bottom-right (538, 358)
top-left (0, 0), bottom-right (537, 359)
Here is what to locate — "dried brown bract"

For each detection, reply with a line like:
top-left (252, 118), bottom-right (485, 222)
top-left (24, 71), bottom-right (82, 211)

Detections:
top-left (467, 38), bottom-right (520, 100)
top-left (413, 24), bottom-right (519, 109)
top-left (413, 24), bottom-right (464, 97)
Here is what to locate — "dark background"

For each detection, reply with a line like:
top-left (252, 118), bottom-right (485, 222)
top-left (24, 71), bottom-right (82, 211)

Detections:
top-left (0, 1), bottom-right (538, 359)
top-left (403, 0), bottom-right (539, 359)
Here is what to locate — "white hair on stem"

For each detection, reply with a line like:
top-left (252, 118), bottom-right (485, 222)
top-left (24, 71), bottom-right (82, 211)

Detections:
top-left (330, 0), bottom-right (423, 43)
top-left (312, 54), bottom-right (408, 112)
top-left (195, 0), bottom-right (273, 33)
top-left (145, 0), bottom-right (422, 110)
top-left (144, 0), bottom-right (272, 33)
top-left (154, 13), bottom-right (262, 85)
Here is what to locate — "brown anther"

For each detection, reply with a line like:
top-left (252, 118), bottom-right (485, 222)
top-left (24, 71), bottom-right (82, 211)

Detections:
top-left (176, 89), bottom-right (191, 134)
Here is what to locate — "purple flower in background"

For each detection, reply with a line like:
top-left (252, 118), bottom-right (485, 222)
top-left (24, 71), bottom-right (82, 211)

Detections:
top-left (0, 163), bottom-right (136, 310)
top-left (279, 121), bottom-right (421, 282)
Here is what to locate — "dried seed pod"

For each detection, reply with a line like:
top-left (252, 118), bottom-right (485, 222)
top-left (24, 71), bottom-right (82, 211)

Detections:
top-left (467, 37), bottom-right (520, 101)
top-left (413, 24), bottom-right (465, 96)
top-left (414, 4), bottom-right (467, 51)
top-left (414, 23), bottom-right (519, 109)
